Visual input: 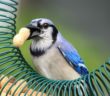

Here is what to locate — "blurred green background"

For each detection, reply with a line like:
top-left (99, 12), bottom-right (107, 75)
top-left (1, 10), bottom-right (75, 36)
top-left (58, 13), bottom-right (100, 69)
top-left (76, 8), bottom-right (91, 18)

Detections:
top-left (16, 0), bottom-right (110, 72)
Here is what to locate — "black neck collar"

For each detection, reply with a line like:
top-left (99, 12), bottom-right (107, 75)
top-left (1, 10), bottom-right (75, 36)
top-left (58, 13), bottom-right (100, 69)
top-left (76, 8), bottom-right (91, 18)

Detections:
top-left (30, 44), bottom-right (54, 57)
top-left (30, 47), bottom-right (45, 57)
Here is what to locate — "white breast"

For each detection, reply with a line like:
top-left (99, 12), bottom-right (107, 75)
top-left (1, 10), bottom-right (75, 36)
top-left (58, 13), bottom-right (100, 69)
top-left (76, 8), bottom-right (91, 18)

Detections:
top-left (32, 46), bottom-right (80, 80)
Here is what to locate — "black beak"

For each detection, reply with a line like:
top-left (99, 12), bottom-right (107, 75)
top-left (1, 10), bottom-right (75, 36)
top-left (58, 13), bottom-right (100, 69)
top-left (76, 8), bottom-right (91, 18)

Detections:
top-left (26, 24), bottom-right (41, 40)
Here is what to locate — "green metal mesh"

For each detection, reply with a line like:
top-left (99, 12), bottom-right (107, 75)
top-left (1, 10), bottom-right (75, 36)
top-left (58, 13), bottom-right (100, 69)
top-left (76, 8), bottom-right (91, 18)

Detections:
top-left (0, 0), bottom-right (110, 96)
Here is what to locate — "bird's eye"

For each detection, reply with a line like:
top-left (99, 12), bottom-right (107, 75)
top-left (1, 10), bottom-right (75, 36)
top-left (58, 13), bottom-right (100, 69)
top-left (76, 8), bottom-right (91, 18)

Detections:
top-left (43, 23), bottom-right (49, 29)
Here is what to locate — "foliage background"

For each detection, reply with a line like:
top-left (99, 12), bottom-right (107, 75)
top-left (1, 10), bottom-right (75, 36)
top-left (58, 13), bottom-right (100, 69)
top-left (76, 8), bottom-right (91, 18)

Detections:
top-left (16, 0), bottom-right (110, 72)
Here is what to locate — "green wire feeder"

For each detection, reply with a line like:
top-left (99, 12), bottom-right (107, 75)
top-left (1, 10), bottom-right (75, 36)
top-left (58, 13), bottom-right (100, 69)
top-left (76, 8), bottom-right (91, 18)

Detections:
top-left (0, 0), bottom-right (110, 96)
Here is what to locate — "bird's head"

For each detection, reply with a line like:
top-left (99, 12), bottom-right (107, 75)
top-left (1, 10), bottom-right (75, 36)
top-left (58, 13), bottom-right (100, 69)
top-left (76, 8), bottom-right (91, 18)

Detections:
top-left (26, 18), bottom-right (58, 54)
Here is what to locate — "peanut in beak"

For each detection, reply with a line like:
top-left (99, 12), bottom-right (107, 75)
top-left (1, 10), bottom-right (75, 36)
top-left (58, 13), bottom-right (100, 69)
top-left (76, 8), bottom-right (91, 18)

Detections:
top-left (13, 28), bottom-right (30, 47)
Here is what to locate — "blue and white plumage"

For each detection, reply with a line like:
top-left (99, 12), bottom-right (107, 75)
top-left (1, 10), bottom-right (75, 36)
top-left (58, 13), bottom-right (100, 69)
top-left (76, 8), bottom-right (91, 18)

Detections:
top-left (26, 18), bottom-right (89, 80)
top-left (57, 33), bottom-right (88, 75)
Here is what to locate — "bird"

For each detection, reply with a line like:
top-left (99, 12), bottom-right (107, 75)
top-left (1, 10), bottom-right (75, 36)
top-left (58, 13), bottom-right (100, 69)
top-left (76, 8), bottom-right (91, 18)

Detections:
top-left (25, 18), bottom-right (89, 80)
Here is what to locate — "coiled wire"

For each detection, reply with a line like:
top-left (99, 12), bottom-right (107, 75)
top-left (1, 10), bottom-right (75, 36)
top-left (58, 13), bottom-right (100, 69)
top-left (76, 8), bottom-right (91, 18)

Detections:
top-left (0, 0), bottom-right (110, 96)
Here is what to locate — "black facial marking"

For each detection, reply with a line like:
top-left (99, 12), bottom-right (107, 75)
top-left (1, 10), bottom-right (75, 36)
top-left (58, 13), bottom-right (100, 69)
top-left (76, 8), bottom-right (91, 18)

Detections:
top-left (30, 43), bottom-right (53, 57)
top-left (37, 20), bottom-right (42, 28)
top-left (50, 25), bottom-right (58, 43)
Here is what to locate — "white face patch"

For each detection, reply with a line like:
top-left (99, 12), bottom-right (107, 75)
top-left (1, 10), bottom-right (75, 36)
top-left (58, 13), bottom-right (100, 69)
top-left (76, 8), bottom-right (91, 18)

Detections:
top-left (31, 27), bottom-right (54, 51)
top-left (40, 27), bottom-right (53, 38)
top-left (30, 18), bottom-right (57, 51)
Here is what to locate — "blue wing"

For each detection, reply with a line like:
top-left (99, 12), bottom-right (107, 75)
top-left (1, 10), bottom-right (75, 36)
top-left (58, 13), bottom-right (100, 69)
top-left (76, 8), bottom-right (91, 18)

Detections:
top-left (57, 33), bottom-right (89, 75)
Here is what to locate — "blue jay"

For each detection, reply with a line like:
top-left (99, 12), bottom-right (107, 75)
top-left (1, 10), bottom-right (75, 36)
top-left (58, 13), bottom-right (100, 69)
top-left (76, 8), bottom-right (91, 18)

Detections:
top-left (26, 18), bottom-right (89, 80)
